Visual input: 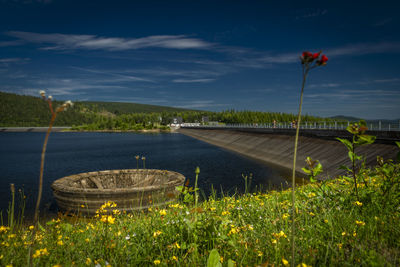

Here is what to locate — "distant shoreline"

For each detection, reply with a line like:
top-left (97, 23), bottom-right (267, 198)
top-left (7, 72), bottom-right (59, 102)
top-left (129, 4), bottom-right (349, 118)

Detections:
top-left (0, 127), bottom-right (174, 133)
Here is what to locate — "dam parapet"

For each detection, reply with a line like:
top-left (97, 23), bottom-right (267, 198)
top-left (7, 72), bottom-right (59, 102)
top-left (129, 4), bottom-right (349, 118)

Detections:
top-left (179, 127), bottom-right (399, 180)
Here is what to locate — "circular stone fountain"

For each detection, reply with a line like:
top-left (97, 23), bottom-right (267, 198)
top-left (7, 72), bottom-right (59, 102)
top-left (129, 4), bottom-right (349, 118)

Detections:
top-left (51, 169), bottom-right (185, 215)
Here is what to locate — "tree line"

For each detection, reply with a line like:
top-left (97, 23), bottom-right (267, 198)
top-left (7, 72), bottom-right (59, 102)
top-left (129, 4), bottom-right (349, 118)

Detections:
top-left (1, 91), bottom-right (339, 129)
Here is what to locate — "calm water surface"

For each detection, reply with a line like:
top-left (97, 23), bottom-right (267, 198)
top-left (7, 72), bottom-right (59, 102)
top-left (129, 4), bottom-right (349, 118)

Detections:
top-left (0, 132), bottom-right (288, 218)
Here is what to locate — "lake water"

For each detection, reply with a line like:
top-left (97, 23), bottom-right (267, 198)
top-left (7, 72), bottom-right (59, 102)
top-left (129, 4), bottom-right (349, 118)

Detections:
top-left (0, 132), bottom-right (288, 218)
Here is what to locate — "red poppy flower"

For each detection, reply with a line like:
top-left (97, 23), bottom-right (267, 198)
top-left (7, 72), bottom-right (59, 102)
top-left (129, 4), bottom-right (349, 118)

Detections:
top-left (312, 52), bottom-right (320, 59)
top-left (321, 55), bottom-right (328, 63)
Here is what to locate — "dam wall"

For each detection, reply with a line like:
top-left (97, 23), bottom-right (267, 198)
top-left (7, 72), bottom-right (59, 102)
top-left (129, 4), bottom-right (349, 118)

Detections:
top-left (179, 127), bottom-right (399, 179)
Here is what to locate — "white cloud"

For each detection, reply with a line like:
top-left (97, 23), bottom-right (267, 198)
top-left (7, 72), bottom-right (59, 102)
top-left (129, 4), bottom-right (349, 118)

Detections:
top-left (309, 83), bottom-right (341, 88)
top-left (175, 100), bottom-right (228, 109)
top-left (172, 78), bottom-right (215, 83)
top-left (0, 57), bottom-right (30, 63)
top-left (305, 89), bottom-right (400, 99)
top-left (373, 78), bottom-right (400, 83)
top-left (325, 42), bottom-right (400, 57)
top-left (4, 31), bottom-right (214, 51)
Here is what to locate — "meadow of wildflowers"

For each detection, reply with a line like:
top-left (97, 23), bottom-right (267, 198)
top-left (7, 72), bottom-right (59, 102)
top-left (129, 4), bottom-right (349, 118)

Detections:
top-left (0, 159), bottom-right (399, 266)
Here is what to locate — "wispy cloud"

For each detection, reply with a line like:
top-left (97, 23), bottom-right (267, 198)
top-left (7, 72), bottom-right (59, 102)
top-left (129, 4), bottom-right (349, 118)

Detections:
top-left (172, 78), bottom-right (215, 83)
top-left (71, 67), bottom-right (154, 82)
top-left (4, 31), bottom-right (214, 51)
top-left (305, 89), bottom-right (400, 99)
top-left (175, 100), bottom-right (228, 109)
top-left (259, 53), bottom-right (298, 64)
top-left (0, 57), bottom-right (30, 64)
top-left (255, 41), bottom-right (400, 65)
top-left (309, 83), bottom-right (341, 88)
top-left (326, 42), bottom-right (400, 57)
top-left (373, 78), bottom-right (400, 83)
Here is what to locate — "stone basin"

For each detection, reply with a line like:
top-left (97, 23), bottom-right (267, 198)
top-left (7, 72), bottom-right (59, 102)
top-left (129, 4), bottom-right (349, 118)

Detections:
top-left (51, 169), bottom-right (185, 215)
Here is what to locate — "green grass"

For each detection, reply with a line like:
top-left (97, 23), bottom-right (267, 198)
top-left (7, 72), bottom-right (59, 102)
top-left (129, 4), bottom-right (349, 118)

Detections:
top-left (1, 162), bottom-right (399, 266)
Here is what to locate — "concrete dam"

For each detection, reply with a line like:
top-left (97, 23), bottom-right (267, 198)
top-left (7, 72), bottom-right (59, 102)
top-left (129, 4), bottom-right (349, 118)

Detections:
top-left (179, 127), bottom-right (399, 180)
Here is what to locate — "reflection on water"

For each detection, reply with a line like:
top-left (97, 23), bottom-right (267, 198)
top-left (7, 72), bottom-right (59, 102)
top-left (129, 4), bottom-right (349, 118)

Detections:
top-left (0, 132), bottom-right (288, 218)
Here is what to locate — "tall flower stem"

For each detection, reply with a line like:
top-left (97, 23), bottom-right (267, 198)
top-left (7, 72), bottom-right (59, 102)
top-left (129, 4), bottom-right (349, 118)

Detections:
top-left (291, 66), bottom-right (309, 267)
top-left (33, 113), bottom-right (56, 225)
top-left (28, 92), bottom-right (72, 266)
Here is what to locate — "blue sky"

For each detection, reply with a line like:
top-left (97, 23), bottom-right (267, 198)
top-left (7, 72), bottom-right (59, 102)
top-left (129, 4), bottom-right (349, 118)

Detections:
top-left (0, 0), bottom-right (399, 119)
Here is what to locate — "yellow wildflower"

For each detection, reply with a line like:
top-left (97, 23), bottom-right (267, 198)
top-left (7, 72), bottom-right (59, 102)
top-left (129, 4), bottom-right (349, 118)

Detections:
top-left (8, 234), bottom-right (16, 239)
top-left (85, 238), bottom-right (90, 243)
top-left (307, 192), bottom-right (316, 198)
top-left (257, 251), bottom-right (263, 257)
top-left (154, 259), bottom-right (161, 265)
top-left (337, 243), bottom-right (343, 249)
top-left (33, 248), bottom-right (49, 258)
top-left (171, 256), bottom-right (178, 261)
top-left (282, 213), bottom-right (290, 220)
top-left (271, 239), bottom-right (277, 244)
top-left (0, 255), bottom-right (3, 259)
top-left (6, 265), bottom-right (13, 267)
top-left (159, 209), bottom-right (167, 216)
top-left (221, 211), bottom-right (230, 216)
top-left (100, 215), bottom-right (115, 224)
top-left (57, 240), bottom-right (64, 246)
top-left (0, 226), bottom-right (9, 233)
top-left (354, 201), bottom-right (363, 206)
top-left (29, 225), bottom-right (35, 230)
top-left (324, 219), bottom-right (328, 223)
top-left (52, 265), bottom-right (62, 267)
top-left (297, 264), bottom-right (311, 267)
top-left (309, 212), bottom-right (315, 217)
top-left (272, 231), bottom-right (287, 239)
top-left (210, 207), bottom-right (216, 211)
top-left (81, 204), bottom-right (86, 208)
top-left (341, 232), bottom-right (346, 236)
top-left (282, 258), bottom-right (289, 266)
top-left (355, 220), bottom-right (365, 226)
top-left (353, 231), bottom-right (357, 237)
top-left (85, 258), bottom-right (92, 265)
top-left (173, 242), bottom-right (180, 249)
top-left (220, 256), bottom-right (224, 263)
top-left (153, 230), bottom-right (162, 237)
top-left (113, 209), bottom-right (121, 215)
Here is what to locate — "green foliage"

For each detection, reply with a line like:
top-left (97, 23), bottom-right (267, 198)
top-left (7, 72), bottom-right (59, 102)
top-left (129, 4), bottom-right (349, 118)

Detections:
top-left (302, 157), bottom-right (323, 183)
top-left (337, 120), bottom-right (376, 199)
top-left (207, 249), bottom-right (222, 267)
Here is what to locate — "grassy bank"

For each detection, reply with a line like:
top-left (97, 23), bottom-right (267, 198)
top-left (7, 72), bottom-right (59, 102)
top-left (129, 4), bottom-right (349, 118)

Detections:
top-left (1, 159), bottom-right (399, 266)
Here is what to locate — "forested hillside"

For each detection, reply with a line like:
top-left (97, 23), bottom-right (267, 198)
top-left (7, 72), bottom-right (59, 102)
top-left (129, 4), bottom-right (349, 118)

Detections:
top-left (1, 91), bottom-right (336, 129)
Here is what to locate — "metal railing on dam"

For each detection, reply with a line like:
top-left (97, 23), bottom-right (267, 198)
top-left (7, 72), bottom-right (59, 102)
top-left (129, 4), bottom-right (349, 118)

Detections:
top-left (180, 124), bottom-right (400, 144)
top-left (182, 121), bottom-right (400, 132)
